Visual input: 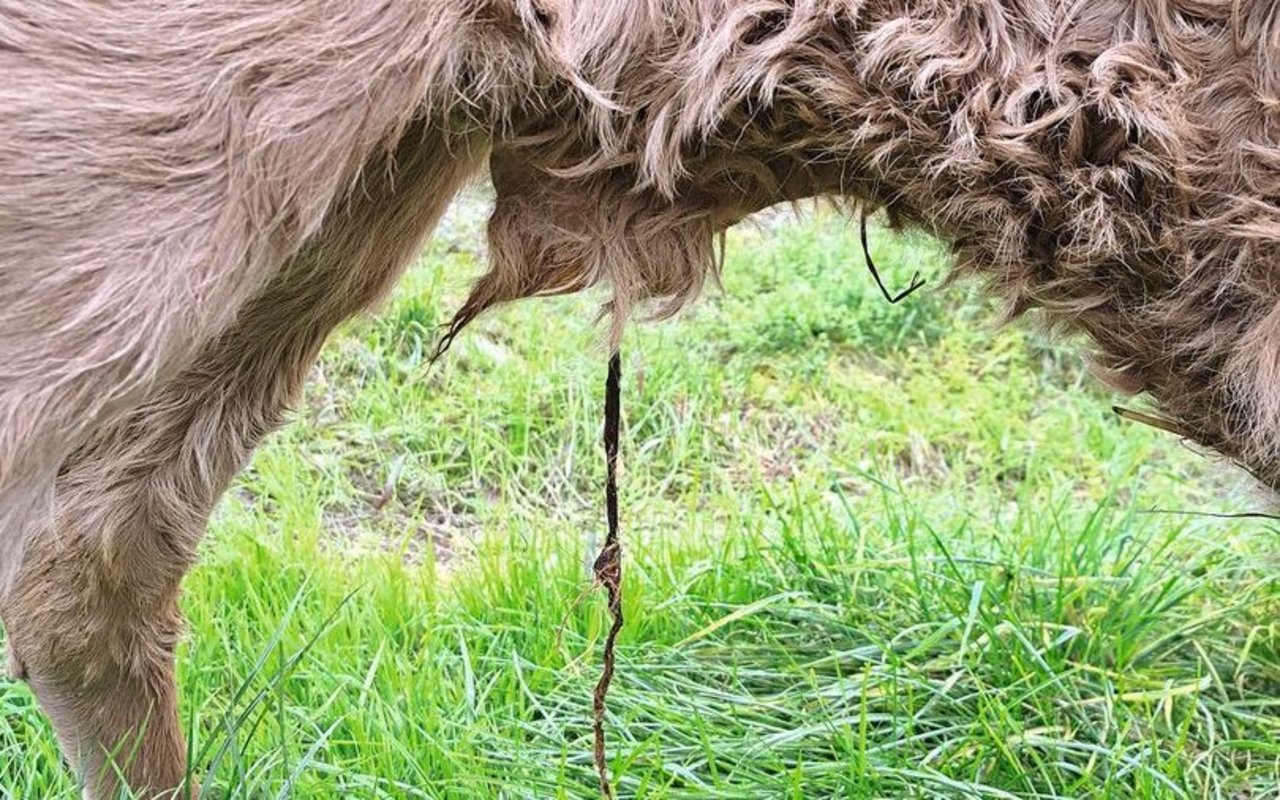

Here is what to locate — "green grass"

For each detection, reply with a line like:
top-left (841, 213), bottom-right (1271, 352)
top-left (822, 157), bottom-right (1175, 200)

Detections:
top-left (2, 207), bottom-right (1276, 799)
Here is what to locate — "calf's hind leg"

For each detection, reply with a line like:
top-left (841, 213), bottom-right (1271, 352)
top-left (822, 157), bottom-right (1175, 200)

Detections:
top-left (2, 127), bottom-right (485, 799)
top-left (5, 342), bottom-right (303, 798)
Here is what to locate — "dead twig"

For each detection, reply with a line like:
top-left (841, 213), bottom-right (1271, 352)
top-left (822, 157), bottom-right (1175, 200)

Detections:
top-left (860, 213), bottom-right (925, 304)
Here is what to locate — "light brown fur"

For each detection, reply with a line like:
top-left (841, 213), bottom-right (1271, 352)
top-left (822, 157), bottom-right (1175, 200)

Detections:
top-left (0, 1), bottom-right (1275, 797)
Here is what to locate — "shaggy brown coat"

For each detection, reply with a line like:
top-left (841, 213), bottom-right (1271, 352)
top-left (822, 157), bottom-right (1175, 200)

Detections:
top-left (0, 1), bottom-right (1276, 797)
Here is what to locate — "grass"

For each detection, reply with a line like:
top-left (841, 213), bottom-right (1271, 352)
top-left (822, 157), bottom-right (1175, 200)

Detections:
top-left (1, 203), bottom-right (1276, 799)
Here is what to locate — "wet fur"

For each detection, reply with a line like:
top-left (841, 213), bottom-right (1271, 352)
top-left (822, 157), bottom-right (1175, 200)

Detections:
top-left (0, 1), bottom-right (1275, 797)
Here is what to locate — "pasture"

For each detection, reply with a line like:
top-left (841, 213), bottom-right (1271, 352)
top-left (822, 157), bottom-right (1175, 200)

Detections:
top-left (2, 200), bottom-right (1275, 799)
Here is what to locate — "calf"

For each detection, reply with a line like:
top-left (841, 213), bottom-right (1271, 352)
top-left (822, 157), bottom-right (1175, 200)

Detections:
top-left (1, 1), bottom-right (1275, 797)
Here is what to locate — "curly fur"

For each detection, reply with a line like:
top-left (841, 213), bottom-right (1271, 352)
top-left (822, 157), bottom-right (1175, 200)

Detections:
top-left (463, 0), bottom-right (1280, 489)
top-left (0, 1), bottom-right (1275, 797)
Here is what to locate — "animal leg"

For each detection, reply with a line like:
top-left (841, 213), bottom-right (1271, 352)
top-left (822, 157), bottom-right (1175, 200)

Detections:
top-left (1, 124), bottom-right (484, 799)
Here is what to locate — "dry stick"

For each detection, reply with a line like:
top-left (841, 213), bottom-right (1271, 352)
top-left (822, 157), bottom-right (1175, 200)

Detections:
top-left (1141, 508), bottom-right (1280, 522)
top-left (1111, 401), bottom-right (1280, 488)
top-left (1112, 405), bottom-right (1189, 438)
top-left (592, 350), bottom-right (624, 799)
top-left (860, 213), bottom-right (925, 304)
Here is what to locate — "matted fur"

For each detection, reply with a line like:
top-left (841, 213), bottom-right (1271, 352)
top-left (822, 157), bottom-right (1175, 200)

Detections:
top-left (0, 1), bottom-right (1275, 797)
top-left (465, 0), bottom-right (1280, 487)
